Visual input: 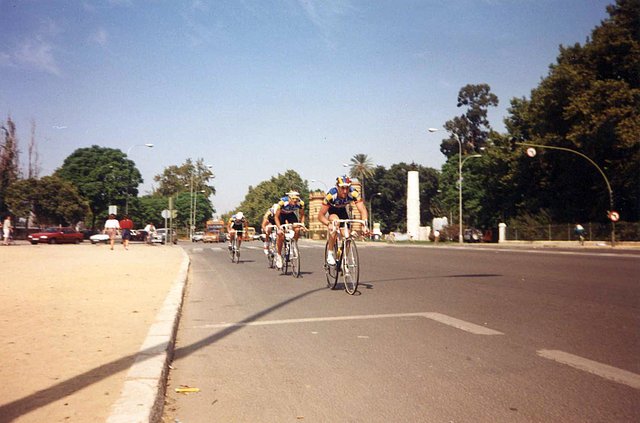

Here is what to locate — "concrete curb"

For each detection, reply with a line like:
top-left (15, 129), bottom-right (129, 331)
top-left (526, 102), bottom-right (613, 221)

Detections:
top-left (105, 248), bottom-right (190, 423)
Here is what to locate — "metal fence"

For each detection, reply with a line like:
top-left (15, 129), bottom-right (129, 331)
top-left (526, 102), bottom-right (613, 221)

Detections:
top-left (505, 221), bottom-right (639, 242)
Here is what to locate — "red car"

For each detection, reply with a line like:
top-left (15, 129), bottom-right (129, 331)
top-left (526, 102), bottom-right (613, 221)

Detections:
top-left (28, 227), bottom-right (84, 245)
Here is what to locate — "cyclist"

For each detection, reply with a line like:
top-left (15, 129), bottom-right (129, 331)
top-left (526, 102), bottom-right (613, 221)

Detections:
top-left (318, 176), bottom-right (369, 265)
top-left (274, 191), bottom-right (306, 269)
top-left (227, 211), bottom-right (248, 251)
top-left (260, 203), bottom-right (280, 255)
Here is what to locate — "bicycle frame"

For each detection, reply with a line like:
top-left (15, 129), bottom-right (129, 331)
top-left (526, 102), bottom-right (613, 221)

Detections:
top-left (324, 219), bottom-right (366, 294)
top-left (279, 223), bottom-right (306, 277)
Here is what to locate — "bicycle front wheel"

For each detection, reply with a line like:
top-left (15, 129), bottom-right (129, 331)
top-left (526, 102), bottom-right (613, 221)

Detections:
top-left (228, 241), bottom-right (235, 262)
top-left (291, 240), bottom-right (301, 278)
top-left (324, 242), bottom-right (338, 289)
top-left (342, 240), bottom-right (359, 295)
top-left (281, 242), bottom-right (290, 275)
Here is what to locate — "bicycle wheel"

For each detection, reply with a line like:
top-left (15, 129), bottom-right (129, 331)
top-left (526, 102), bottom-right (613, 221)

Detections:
top-left (342, 240), bottom-right (359, 295)
top-left (228, 239), bottom-right (235, 262)
top-left (281, 241), bottom-right (290, 275)
top-left (291, 240), bottom-right (301, 278)
top-left (324, 242), bottom-right (338, 289)
top-left (267, 246), bottom-right (275, 268)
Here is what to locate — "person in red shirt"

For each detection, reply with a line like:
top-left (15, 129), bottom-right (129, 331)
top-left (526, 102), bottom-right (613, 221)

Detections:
top-left (119, 215), bottom-right (134, 250)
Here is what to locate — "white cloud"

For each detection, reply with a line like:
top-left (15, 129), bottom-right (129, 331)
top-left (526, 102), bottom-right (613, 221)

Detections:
top-left (14, 36), bottom-right (61, 76)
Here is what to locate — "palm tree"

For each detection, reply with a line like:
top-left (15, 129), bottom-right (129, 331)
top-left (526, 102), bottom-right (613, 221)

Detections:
top-left (348, 153), bottom-right (375, 200)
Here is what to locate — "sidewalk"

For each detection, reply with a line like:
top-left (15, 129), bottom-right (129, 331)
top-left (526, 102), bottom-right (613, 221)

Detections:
top-left (0, 241), bottom-right (189, 423)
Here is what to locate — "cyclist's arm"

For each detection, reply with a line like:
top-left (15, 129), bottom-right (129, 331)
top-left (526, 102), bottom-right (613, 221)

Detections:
top-left (355, 200), bottom-right (369, 225)
top-left (274, 208), bottom-right (282, 229)
top-left (317, 203), bottom-right (330, 226)
top-left (299, 206), bottom-right (306, 224)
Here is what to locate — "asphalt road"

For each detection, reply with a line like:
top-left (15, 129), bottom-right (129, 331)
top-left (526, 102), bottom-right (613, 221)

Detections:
top-left (163, 240), bottom-right (639, 422)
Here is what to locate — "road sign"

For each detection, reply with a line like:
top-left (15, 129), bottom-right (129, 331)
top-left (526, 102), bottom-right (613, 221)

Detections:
top-left (526, 147), bottom-right (537, 158)
top-left (161, 209), bottom-right (170, 219)
top-left (609, 211), bottom-right (620, 222)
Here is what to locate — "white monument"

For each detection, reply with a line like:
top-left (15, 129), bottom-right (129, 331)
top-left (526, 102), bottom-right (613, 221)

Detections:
top-left (407, 170), bottom-right (420, 240)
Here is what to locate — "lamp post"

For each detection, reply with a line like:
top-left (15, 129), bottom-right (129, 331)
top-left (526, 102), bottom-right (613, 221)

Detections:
top-left (515, 140), bottom-right (616, 246)
top-left (188, 164), bottom-right (213, 240)
top-left (310, 179), bottom-right (328, 192)
top-left (428, 128), bottom-right (481, 244)
top-left (369, 192), bottom-right (382, 236)
top-left (125, 143), bottom-right (154, 215)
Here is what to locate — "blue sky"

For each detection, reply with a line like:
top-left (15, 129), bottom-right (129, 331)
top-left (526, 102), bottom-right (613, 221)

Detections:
top-left (0, 0), bottom-right (612, 215)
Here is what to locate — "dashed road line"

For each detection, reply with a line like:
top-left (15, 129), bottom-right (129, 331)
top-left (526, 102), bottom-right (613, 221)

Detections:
top-left (538, 349), bottom-right (640, 390)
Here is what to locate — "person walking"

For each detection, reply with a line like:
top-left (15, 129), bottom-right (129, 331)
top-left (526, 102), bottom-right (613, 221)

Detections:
top-left (119, 215), bottom-right (134, 250)
top-left (2, 215), bottom-right (13, 245)
top-left (104, 214), bottom-right (120, 250)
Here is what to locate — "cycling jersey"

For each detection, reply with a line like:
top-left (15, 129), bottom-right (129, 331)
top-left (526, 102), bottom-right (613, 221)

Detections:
top-left (263, 205), bottom-right (279, 225)
top-left (277, 196), bottom-right (305, 214)
top-left (228, 215), bottom-right (246, 231)
top-left (322, 186), bottom-right (361, 208)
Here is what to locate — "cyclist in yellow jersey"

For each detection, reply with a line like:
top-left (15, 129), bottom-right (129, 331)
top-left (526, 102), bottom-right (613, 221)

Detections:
top-left (260, 203), bottom-right (279, 255)
top-left (274, 191), bottom-right (305, 269)
top-left (318, 176), bottom-right (369, 265)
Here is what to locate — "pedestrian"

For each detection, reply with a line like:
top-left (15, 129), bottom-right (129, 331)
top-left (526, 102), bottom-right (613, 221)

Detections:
top-left (2, 215), bottom-right (13, 245)
top-left (143, 221), bottom-right (156, 245)
top-left (119, 215), bottom-right (134, 250)
top-left (104, 214), bottom-right (120, 250)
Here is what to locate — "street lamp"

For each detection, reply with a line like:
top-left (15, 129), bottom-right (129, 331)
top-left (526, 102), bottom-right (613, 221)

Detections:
top-left (125, 143), bottom-right (154, 215)
top-left (188, 164), bottom-right (213, 240)
top-left (310, 179), bottom-right (328, 192)
top-left (428, 128), bottom-right (481, 244)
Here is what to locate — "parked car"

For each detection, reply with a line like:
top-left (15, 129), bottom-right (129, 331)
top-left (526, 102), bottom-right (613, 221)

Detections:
top-left (90, 232), bottom-right (122, 244)
top-left (191, 231), bottom-right (204, 242)
top-left (463, 228), bottom-right (483, 243)
top-left (28, 227), bottom-right (84, 244)
top-left (152, 228), bottom-right (178, 245)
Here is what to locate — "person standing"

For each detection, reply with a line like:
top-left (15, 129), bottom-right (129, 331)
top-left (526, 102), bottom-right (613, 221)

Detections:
top-left (119, 215), bottom-right (134, 250)
top-left (104, 214), bottom-right (120, 250)
top-left (2, 215), bottom-right (13, 246)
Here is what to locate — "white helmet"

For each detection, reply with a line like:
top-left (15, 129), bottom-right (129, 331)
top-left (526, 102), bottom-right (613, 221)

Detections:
top-left (235, 212), bottom-right (244, 219)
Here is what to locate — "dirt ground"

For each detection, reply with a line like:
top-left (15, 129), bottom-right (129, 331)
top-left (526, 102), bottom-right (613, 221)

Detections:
top-left (0, 241), bottom-right (185, 423)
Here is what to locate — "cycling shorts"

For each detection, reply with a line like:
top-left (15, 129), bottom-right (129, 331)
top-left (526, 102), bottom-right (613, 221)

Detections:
top-left (278, 212), bottom-right (298, 224)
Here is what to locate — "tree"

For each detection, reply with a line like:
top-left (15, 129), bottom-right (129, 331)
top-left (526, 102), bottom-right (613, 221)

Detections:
top-left (367, 163), bottom-right (440, 233)
top-left (55, 146), bottom-right (142, 228)
top-left (346, 153), bottom-right (375, 201)
top-left (6, 176), bottom-right (89, 226)
top-left (440, 84), bottom-right (498, 159)
top-left (505, 0), bottom-right (640, 222)
top-left (153, 158), bottom-right (215, 197)
top-left (0, 117), bottom-right (20, 214)
top-left (237, 170), bottom-right (308, 228)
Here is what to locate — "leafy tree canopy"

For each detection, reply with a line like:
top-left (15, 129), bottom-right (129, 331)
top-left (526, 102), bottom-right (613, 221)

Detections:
top-left (54, 145), bottom-right (142, 227)
top-left (6, 176), bottom-right (90, 226)
top-left (236, 170), bottom-right (308, 228)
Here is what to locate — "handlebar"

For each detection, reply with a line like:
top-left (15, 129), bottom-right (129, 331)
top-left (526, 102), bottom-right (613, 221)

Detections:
top-left (280, 223), bottom-right (307, 231)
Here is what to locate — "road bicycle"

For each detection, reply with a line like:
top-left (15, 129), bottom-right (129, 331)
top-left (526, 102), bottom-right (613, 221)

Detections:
top-left (279, 223), bottom-right (306, 277)
top-left (324, 219), bottom-right (366, 295)
top-left (228, 230), bottom-right (243, 263)
top-left (263, 224), bottom-right (278, 268)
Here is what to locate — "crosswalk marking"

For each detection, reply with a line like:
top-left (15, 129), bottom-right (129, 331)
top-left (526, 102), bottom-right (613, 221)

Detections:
top-left (193, 312), bottom-right (503, 335)
top-left (538, 349), bottom-right (640, 390)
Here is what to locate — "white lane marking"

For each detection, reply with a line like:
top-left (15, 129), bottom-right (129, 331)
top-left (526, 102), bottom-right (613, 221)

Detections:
top-left (423, 312), bottom-right (504, 335)
top-left (538, 349), bottom-right (640, 390)
top-left (194, 312), bottom-right (503, 335)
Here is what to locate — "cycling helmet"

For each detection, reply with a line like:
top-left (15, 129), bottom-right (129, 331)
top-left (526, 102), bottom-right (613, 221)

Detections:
top-left (287, 191), bottom-right (300, 199)
top-left (336, 175), bottom-right (351, 187)
top-left (235, 212), bottom-right (244, 219)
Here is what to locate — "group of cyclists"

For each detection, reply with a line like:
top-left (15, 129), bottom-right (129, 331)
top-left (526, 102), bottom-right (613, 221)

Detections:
top-left (226, 175), bottom-right (370, 269)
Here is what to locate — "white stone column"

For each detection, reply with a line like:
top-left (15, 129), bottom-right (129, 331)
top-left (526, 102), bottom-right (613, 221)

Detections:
top-left (407, 171), bottom-right (420, 240)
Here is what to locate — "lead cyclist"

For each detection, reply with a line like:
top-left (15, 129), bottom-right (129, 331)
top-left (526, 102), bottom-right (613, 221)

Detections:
top-left (317, 176), bottom-right (369, 265)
